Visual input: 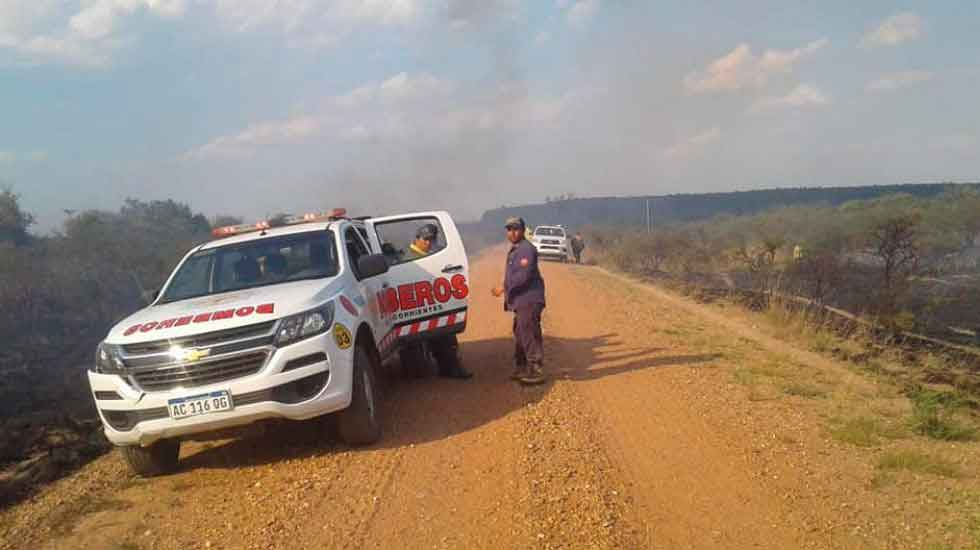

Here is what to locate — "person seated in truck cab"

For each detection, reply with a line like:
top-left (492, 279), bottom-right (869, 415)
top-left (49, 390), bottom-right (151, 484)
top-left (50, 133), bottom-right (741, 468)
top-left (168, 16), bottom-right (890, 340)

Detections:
top-left (406, 224), bottom-right (439, 260)
top-left (261, 252), bottom-right (288, 281)
top-left (292, 242), bottom-right (332, 279)
top-left (233, 256), bottom-right (260, 284)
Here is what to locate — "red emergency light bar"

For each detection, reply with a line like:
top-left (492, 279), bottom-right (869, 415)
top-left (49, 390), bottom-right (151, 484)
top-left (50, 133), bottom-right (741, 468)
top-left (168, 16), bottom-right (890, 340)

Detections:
top-left (211, 208), bottom-right (347, 238)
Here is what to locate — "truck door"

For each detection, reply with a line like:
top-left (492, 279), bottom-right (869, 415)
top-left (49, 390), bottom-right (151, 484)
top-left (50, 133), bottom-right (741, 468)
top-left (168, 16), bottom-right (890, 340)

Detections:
top-left (339, 224), bottom-right (387, 348)
top-left (364, 211), bottom-right (470, 350)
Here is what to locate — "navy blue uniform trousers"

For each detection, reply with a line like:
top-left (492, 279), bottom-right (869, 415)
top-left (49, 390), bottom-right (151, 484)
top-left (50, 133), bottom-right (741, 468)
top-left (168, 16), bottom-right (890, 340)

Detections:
top-left (513, 303), bottom-right (544, 368)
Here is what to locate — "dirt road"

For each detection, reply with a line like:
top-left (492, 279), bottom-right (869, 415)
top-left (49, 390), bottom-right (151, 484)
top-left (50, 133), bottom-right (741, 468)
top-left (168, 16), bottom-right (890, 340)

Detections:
top-left (2, 248), bottom-right (977, 549)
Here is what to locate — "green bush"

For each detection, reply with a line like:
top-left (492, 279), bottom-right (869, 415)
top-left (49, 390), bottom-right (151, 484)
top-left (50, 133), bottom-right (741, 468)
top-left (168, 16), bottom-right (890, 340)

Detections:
top-left (909, 389), bottom-right (978, 441)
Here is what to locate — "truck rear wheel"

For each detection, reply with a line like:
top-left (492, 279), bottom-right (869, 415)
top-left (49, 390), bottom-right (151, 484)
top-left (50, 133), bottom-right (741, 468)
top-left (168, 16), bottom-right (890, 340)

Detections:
top-left (335, 345), bottom-right (382, 446)
top-left (399, 342), bottom-right (434, 378)
top-left (121, 438), bottom-right (180, 477)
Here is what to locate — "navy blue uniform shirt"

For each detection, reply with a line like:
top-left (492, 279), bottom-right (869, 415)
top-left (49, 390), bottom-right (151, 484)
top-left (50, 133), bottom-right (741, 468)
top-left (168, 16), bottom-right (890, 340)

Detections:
top-left (504, 238), bottom-right (546, 311)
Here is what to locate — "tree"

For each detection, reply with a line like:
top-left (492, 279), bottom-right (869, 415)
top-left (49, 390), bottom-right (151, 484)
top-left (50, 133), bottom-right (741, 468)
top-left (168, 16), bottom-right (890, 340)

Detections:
top-left (869, 213), bottom-right (920, 315)
top-left (0, 188), bottom-right (35, 245)
top-left (212, 215), bottom-right (243, 228)
top-left (788, 250), bottom-right (845, 305)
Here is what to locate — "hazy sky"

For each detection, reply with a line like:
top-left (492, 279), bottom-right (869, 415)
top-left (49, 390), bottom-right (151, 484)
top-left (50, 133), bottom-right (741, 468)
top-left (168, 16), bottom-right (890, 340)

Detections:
top-left (1, 1), bottom-right (978, 230)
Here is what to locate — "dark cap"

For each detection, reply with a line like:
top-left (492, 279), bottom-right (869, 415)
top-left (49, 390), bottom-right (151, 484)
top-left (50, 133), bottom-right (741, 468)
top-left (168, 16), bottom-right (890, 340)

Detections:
top-left (504, 216), bottom-right (526, 229)
top-left (416, 223), bottom-right (439, 240)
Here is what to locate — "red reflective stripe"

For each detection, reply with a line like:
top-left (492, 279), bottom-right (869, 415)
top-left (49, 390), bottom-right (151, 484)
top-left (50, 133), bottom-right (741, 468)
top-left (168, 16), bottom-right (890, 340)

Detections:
top-left (446, 313), bottom-right (457, 326)
top-left (427, 319), bottom-right (438, 331)
top-left (409, 322), bottom-right (421, 335)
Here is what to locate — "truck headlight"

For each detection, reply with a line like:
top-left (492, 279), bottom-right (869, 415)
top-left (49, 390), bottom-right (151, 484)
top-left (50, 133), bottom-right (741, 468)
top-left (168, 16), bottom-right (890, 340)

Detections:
top-left (94, 342), bottom-right (126, 374)
top-left (275, 302), bottom-right (335, 347)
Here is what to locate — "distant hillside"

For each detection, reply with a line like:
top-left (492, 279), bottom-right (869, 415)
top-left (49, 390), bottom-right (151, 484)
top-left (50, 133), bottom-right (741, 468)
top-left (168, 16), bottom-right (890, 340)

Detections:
top-left (479, 183), bottom-right (979, 230)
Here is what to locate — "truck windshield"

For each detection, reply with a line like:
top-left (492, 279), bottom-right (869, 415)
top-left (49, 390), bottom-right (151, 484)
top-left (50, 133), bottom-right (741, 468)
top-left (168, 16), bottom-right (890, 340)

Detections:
top-left (535, 227), bottom-right (564, 237)
top-left (159, 231), bottom-right (339, 304)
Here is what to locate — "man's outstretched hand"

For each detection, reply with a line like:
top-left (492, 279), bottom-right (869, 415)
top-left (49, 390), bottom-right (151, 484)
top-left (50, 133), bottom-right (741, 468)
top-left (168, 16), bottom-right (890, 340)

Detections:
top-left (491, 286), bottom-right (504, 298)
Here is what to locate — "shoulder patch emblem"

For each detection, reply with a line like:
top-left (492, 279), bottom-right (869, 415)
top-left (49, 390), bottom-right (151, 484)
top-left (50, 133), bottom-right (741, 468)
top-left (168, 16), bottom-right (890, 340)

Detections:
top-left (520, 257), bottom-right (529, 267)
top-left (333, 323), bottom-right (353, 349)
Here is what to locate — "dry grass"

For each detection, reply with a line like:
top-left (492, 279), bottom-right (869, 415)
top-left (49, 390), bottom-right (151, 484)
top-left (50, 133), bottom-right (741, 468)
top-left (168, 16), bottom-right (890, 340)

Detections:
top-left (878, 450), bottom-right (962, 478)
top-left (783, 381), bottom-right (829, 398)
top-left (828, 416), bottom-right (906, 447)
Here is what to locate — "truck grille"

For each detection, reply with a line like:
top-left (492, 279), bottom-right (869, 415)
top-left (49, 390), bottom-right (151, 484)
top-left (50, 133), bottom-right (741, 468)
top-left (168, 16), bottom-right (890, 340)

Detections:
top-left (118, 320), bottom-right (278, 392)
top-left (121, 321), bottom-right (276, 355)
top-left (131, 351), bottom-right (269, 392)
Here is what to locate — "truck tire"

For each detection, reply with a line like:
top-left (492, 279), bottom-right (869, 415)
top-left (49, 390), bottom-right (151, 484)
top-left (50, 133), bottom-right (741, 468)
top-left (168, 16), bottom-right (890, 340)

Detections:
top-left (399, 342), bottom-right (434, 378)
top-left (335, 345), bottom-right (382, 446)
top-left (120, 439), bottom-right (180, 477)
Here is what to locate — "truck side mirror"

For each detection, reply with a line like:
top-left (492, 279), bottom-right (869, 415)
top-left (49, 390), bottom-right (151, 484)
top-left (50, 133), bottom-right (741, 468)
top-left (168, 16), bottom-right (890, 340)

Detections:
top-left (357, 254), bottom-right (389, 279)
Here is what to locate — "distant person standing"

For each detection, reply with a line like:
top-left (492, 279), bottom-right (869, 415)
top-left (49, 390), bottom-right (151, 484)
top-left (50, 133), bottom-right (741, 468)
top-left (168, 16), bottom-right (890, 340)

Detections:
top-left (570, 233), bottom-right (586, 264)
top-left (492, 217), bottom-right (547, 385)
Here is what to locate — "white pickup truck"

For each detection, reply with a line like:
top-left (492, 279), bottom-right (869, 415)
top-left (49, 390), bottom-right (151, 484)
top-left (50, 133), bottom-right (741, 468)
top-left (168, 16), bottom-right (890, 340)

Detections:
top-left (530, 225), bottom-right (571, 262)
top-left (88, 209), bottom-right (469, 476)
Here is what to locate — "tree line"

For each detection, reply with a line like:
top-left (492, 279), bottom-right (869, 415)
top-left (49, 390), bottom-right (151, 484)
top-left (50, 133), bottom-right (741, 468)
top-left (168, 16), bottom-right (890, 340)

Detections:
top-left (586, 189), bottom-right (980, 340)
top-left (0, 190), bottom-right (228, 392)
top-left (483, 182), bottom-right (979, 231)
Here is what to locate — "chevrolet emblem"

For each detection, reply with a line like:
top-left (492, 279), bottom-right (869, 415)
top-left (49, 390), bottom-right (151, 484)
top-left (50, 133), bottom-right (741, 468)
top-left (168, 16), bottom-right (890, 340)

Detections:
top-left (172, 347), bottom-right (211, 363)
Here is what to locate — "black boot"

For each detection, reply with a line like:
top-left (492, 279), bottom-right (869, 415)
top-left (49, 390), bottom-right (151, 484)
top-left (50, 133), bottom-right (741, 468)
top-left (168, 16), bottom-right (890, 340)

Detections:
top-left (434, 335), bottom-right (473, 379)
top-left (439, 364), bottom-right (473, 379)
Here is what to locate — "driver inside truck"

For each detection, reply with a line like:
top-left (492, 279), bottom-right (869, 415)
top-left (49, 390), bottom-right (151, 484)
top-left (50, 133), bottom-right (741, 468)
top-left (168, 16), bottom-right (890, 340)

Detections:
top-left (261, 252), bottom-right (288, 281)
top-left (233, 256), bottom-right (260, 284)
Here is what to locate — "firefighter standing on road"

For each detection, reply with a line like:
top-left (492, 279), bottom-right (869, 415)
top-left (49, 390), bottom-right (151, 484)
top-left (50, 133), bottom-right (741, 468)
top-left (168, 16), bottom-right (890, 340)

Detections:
top-left (570, 233), bottom-right (586, 264)
top-left (492, 217), bottom-right (547, 385)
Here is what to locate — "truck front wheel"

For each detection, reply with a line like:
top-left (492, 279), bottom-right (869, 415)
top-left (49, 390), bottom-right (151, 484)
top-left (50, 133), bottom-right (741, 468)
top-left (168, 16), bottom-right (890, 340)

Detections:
top-left (121, 438), bottom-right (180, 477)
top-left (335, 345), bottom-right (382, 446)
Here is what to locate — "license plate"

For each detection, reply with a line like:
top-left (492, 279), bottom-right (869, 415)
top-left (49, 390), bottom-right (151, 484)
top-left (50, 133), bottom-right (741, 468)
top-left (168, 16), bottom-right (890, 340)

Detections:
top-left (167, 390), bottom-right (233, 419)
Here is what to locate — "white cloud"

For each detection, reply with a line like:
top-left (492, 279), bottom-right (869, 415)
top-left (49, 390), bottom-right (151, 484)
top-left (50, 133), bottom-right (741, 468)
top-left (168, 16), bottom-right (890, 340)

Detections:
top-left (758, 38), bottom-right (828, 73)
top-left (865, 70), bottom-right (933, 93)
top-left (684, 39), bottom-right (827, 94)
top-left (185, 116), bottom-right (324, 159)
top-left (663, 127), bottom-right (721, 159)
top-left (445, 0), bottom-right (521, 29)
top-left (749, 84), bottom-right (829, 113)
top-left (378, 72), bottom-right (455, 103)
top-left (534, 31), bottom-right (551, 45)
top-left (214, 0), bottom-right (420, 36)
top-left (565, 0), bottom-right (599, 29)
top-left (0, 0), bottom-right (186, 67)
top-left (185, 73), bottom-right (582, 159)
top-left (861, 12), bottom-right (923, 48)
top-left (0, 0), bottom-right (418, 67)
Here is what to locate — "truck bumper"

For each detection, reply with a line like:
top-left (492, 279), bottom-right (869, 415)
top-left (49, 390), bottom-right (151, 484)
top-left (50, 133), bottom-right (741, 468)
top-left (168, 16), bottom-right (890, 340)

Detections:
top-left (535, 247), bottom-right (568, 259)
top-left (87, 333), bottom-right (352, 447)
